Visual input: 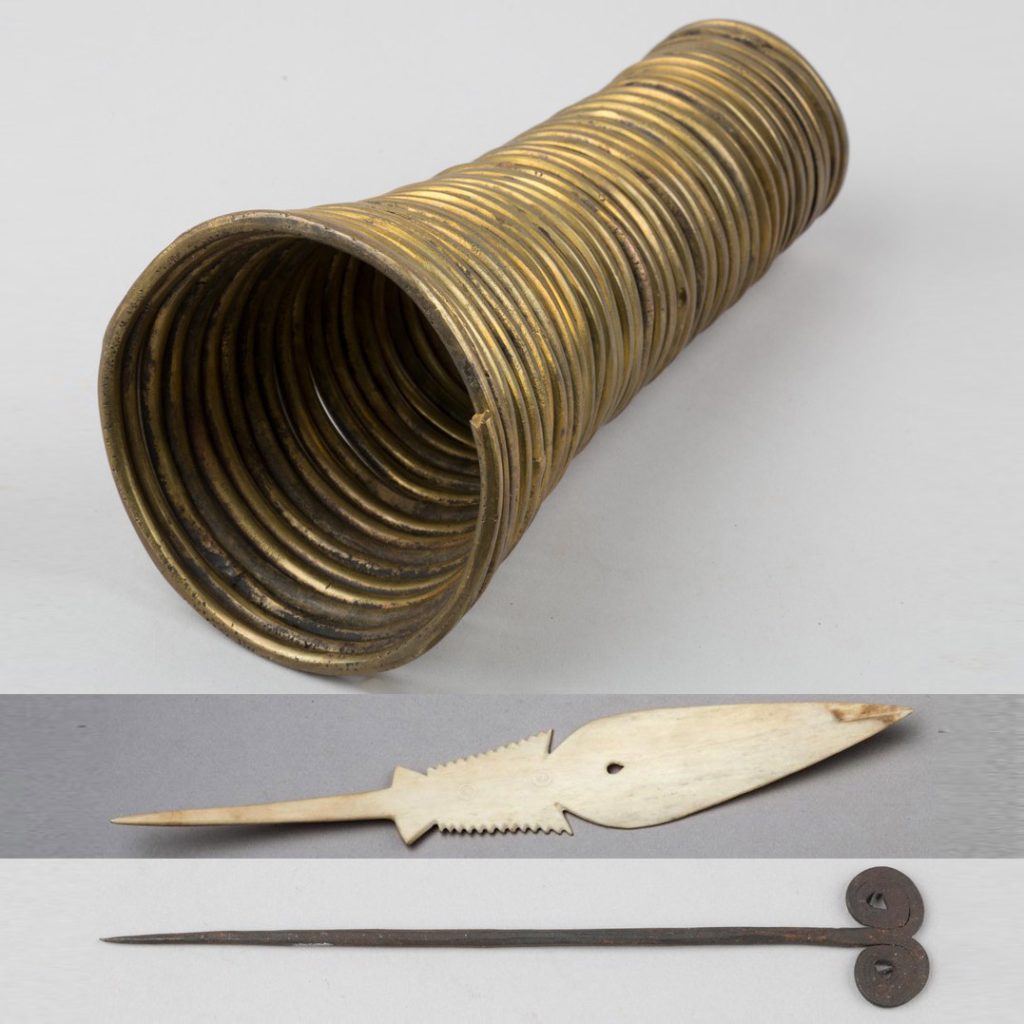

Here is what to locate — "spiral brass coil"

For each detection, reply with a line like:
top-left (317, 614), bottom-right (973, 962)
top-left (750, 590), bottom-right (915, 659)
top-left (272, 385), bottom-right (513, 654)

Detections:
top-left (99, 19), bottom-right (847, 675)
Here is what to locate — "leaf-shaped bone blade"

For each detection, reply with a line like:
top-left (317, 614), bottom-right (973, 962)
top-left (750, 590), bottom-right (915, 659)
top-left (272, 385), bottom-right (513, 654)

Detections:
top-left (546, 703), bottom-right (911, 829)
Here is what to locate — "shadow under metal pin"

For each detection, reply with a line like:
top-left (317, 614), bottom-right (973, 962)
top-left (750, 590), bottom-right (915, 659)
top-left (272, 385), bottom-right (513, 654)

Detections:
top-left (103, 867), bottom-right (929, 1008)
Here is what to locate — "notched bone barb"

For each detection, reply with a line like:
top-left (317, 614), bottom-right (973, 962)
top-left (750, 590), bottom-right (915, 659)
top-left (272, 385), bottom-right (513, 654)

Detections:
top-left (390, 731), bottom-right (572, 841)
top-left (436, 819), bottom-right (573, 836)
top-left (424, 731), bottom-right (554, 776)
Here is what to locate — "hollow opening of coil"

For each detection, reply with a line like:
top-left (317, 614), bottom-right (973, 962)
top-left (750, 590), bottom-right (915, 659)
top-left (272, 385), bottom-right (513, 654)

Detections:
top-left (106, 228), bottom-right (485, 669)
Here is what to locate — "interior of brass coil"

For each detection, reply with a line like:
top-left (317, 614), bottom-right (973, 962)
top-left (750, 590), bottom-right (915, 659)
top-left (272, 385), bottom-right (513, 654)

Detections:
top-left (101, 220), bottom-right (498, 672)
top-left (100, 19), bottom-right (848, 675)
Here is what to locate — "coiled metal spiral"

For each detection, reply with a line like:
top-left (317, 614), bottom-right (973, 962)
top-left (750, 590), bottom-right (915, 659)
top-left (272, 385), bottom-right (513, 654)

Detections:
top-left (99, 19), bottom-right (848, 675)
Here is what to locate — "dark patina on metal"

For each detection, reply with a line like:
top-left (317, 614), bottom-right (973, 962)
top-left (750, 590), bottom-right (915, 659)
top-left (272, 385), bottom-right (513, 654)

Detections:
top-left (103, 866), bottom-right (929, 1008)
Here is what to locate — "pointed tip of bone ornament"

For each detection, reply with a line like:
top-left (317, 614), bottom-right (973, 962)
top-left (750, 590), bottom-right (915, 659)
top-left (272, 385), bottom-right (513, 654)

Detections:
top-left (111, 813), bottom-right (167, 826)
top-left (827, 703), bottom-right (912, 726)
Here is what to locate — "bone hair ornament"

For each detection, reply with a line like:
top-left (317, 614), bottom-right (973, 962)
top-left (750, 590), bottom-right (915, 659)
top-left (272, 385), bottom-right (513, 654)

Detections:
top-left (112, 702), bottom-right (910, 844)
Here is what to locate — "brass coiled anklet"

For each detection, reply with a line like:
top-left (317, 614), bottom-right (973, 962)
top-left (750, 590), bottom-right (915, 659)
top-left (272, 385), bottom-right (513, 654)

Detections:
top-left (99, 19), bottom-right (848, 675)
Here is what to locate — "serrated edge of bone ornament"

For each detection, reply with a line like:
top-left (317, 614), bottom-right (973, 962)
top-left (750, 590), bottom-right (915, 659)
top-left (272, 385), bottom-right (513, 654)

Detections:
top-left (425, 730), bottom-right (554, 775)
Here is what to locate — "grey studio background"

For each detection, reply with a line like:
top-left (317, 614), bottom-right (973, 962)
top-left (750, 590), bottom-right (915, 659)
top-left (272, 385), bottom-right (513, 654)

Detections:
top-left (3, 694), bottom-right (1019, 858)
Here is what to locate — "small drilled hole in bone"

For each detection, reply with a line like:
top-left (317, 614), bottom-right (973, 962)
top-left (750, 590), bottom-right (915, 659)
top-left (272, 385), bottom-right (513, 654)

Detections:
top-left (867, 892), bottom-right (888, 911)
top-left (606, 762), bottom-right (624, 774)
top-left (874, 960), bottom-right (895, 979)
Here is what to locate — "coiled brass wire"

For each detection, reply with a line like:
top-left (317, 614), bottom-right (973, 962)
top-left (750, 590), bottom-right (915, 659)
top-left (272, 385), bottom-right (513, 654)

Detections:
top-left (99, 20), bottom-right (848, 675)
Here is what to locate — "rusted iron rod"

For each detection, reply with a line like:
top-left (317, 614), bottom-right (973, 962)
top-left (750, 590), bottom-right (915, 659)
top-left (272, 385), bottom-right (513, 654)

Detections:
top-left (104, 868), bottom-right (927, 1008)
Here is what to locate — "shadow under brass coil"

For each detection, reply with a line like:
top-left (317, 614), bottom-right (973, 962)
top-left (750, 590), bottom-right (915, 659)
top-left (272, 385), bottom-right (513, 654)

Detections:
top-left (99, 19), bottom-right (848, 675)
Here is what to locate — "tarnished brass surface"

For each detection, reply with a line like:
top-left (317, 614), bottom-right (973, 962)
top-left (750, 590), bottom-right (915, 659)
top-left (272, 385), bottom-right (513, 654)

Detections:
top-left (99, 20), bottom-right (848, 675)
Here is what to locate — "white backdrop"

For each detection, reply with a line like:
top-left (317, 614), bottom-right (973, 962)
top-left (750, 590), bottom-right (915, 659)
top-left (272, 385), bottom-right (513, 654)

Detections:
top-left (2, 0), bottom-right (1022, 694)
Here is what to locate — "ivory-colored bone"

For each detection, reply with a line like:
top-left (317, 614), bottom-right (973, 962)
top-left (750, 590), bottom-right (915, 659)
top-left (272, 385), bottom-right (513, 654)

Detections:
top-left (112, 702), bottom-right (910, 844)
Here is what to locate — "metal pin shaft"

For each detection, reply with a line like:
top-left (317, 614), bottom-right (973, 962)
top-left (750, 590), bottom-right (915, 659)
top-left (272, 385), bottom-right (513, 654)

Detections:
top-left (102, 868), bottom-right (930, 1008)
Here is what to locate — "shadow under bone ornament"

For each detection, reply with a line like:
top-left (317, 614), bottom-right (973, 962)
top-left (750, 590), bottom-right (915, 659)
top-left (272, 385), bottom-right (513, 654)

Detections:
top-left (113, 702), bottom-right (910, 844)
top-left (103, 867), bottom-right (929, 1008)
